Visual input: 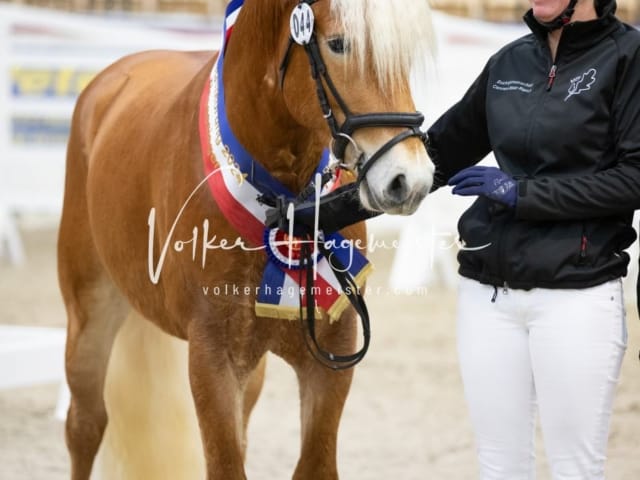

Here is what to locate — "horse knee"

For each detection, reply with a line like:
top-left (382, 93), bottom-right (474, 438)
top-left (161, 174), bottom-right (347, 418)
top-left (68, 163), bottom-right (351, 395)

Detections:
top-left (66, 398), bottom-right (108, 444)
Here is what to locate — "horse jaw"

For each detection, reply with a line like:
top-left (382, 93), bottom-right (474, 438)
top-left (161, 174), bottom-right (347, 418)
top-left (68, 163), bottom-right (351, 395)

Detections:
top-left (357, 139), bottom-right (434, 215)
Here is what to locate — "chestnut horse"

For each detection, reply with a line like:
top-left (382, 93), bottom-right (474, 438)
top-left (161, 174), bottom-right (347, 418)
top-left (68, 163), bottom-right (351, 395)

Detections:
top-left (58, 0), bottom-right (435, 478)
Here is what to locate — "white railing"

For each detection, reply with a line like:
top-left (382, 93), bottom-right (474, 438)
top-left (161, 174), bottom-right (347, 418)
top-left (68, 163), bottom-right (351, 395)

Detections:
top-left (0, 4), bottom-right (221, 264)
top-left (0, 325), bottom-right (66, 390)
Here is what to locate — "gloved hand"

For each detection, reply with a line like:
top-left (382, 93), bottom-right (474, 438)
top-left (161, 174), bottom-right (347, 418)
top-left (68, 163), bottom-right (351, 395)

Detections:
top-left (264, 184), bottom-right (382, 235)
top-left (448, 166), bottom-right (518, 208)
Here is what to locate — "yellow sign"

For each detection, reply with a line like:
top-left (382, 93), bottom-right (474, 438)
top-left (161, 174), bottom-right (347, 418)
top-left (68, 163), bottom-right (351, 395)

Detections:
top-left (11, 67), bottom-right (97, 98)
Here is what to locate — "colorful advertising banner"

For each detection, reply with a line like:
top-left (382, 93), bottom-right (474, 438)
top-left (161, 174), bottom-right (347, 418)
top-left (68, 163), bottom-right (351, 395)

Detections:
top-left (10, 67), bottom-right (97, 145)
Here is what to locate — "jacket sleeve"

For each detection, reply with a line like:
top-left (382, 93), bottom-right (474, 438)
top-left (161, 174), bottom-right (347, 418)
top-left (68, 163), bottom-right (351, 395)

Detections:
top-left (516, 43), bottom-right (640, 221)
top-left (426, 61), bottom-right (492, 190)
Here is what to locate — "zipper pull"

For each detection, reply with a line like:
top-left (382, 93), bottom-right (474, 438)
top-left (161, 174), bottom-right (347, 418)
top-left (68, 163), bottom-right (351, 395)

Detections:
top-left (547, 64), bottom-right (557, 91)
top-left (491, 285), bottom-right (498, 303)
top-left (502, 281), bottom-right (509, 295)
top-left (580, 234), bottom-right (588, 260)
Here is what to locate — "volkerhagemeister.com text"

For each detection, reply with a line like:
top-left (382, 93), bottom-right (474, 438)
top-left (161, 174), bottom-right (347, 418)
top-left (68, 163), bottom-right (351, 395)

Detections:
top-left (201, 284), bottom-right (428, 297)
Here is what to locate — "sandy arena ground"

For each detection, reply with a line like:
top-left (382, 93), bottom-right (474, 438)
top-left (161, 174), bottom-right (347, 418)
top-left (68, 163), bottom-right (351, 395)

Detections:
top-left (1, 224), bottom-right (639, 479)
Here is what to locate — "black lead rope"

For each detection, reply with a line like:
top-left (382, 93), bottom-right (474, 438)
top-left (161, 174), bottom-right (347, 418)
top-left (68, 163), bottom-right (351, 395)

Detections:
top-left (298, 240), bottom-right (371, 370)
top-left (261, 173), bottom-right (373, 370)
top-left (260, 172), bottom-right (372, 370)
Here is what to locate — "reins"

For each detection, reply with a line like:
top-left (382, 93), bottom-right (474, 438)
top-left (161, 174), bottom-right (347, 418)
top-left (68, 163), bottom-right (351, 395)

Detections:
top-left (299, 240), bottom-right (371, 370)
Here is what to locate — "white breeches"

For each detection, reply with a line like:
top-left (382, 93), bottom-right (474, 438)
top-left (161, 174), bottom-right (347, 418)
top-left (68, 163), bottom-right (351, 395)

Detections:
top-left (456, 277), bottom-right (627, 480)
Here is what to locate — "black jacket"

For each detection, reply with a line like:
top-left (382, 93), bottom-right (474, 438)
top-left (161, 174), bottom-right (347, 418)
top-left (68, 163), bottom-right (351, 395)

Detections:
top-left (427, 0), bottom-right (640, 289)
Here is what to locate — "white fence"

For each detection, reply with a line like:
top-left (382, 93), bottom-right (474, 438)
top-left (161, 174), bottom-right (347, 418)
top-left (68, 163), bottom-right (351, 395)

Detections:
top-left (0, 325), bottom-right (66, 389)
top-left (0, 4), bottom-right (221, 263)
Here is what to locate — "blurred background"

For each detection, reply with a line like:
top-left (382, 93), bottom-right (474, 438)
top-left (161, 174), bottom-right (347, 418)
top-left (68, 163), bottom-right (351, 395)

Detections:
top-left (1, 1), bottom-right (639, 479)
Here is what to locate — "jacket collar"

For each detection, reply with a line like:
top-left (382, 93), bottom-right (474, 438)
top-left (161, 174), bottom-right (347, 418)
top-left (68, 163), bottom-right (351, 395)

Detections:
top-left (524, 0), bottom-right (621, 53)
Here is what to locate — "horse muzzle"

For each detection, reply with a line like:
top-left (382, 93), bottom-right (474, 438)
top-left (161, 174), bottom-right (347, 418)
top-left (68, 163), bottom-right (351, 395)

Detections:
top-left (356, 134), bottom-right (434, 215)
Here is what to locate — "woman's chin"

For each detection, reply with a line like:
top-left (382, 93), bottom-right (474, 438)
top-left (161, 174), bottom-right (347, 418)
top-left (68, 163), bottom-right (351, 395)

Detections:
top-left (531, 2), bottom-right (564, 22)
top-left (533, 9), bottom-right (561, 22)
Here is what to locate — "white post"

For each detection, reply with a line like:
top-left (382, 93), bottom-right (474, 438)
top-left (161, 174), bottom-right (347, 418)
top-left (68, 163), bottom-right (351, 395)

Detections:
top-left (0, 18), bottom-right (10, 160)
top-left (0, 14), bottom-right (25, 265)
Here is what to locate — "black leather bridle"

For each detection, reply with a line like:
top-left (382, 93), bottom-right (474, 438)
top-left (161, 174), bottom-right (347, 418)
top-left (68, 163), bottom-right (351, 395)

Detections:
top-left (279, 0), bottom-right (428, 185)
top-left (265, 0), bottom-right (428, 370)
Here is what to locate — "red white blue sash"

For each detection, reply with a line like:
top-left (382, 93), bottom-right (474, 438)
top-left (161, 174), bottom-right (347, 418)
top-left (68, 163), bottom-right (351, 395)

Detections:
top-left (198, 0), bottom-right (371, 321)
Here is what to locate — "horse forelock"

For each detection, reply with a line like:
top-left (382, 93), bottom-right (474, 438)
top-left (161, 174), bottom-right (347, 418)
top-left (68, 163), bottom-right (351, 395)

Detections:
top-left (330, 0), bottom-right (435, 91)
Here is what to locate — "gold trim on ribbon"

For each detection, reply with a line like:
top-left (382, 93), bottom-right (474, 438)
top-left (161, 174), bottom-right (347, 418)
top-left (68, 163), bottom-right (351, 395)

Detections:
top-left (254, 262), bottom-right (373, 324)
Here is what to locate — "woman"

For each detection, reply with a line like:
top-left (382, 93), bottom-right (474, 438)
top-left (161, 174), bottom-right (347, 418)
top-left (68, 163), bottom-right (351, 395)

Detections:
top-left (427, 0), bottom-right (640, 477)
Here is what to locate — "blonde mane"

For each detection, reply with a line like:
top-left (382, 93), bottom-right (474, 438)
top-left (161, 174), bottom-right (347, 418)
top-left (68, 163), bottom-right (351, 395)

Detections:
top-left (330, 0), bottom-right (435, 90)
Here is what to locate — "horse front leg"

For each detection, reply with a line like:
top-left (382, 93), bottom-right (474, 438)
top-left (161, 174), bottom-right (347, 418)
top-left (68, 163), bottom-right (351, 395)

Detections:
top-left (187, 320), bottom-right (247, 480)
top-left (242, 354), bottom-right (266, 460)
top-left (291, 316), bottom-right (357, 480)
top-left (293, 362), bottom-right (354, 480)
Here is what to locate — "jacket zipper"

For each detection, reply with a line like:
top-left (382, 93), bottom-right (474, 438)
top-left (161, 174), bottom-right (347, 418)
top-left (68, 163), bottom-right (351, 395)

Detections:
top-left (546, 64), bottom-right (557, 91)
top-left (523, 55), bottom-right (556, 174)
top-left (579, 225), bottom-right (588, 264)
top-left (490, 202), bottom-right (509, 302)
top-left (546, 28), bottom-right (567, 93)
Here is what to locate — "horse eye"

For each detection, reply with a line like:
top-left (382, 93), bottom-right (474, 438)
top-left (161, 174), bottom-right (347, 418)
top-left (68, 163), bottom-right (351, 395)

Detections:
top-left (327, 37), bottom-right (349, 54)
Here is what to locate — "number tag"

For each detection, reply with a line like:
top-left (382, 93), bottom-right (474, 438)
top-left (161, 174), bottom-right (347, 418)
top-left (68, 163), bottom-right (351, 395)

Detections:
top-left (290, 3), bottom-right (314, 45)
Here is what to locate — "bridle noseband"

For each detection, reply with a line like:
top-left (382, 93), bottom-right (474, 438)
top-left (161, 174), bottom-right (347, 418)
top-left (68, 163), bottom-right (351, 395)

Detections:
top-left (279, 0), bottom-right (428, 185)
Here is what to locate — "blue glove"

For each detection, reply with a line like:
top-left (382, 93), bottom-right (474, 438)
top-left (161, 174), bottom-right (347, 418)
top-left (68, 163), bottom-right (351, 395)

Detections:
top-left (448, 166), bottom-right (518, 208)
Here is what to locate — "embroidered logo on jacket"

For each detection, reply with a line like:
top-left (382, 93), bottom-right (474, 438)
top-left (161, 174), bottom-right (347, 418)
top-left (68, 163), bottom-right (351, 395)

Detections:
top-left (565, 68), bottom-right (597, 101)
top-left (492, 79), bottom-right (533, 93)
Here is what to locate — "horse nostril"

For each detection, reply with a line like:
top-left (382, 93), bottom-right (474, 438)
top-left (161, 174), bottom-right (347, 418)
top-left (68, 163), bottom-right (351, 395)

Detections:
top-left (386, 174), bottom-right (408, 203)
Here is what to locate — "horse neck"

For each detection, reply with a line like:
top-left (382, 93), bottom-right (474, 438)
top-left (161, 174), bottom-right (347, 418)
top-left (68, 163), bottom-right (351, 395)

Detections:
top-left (223, 0), bottom-right (322, 193)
